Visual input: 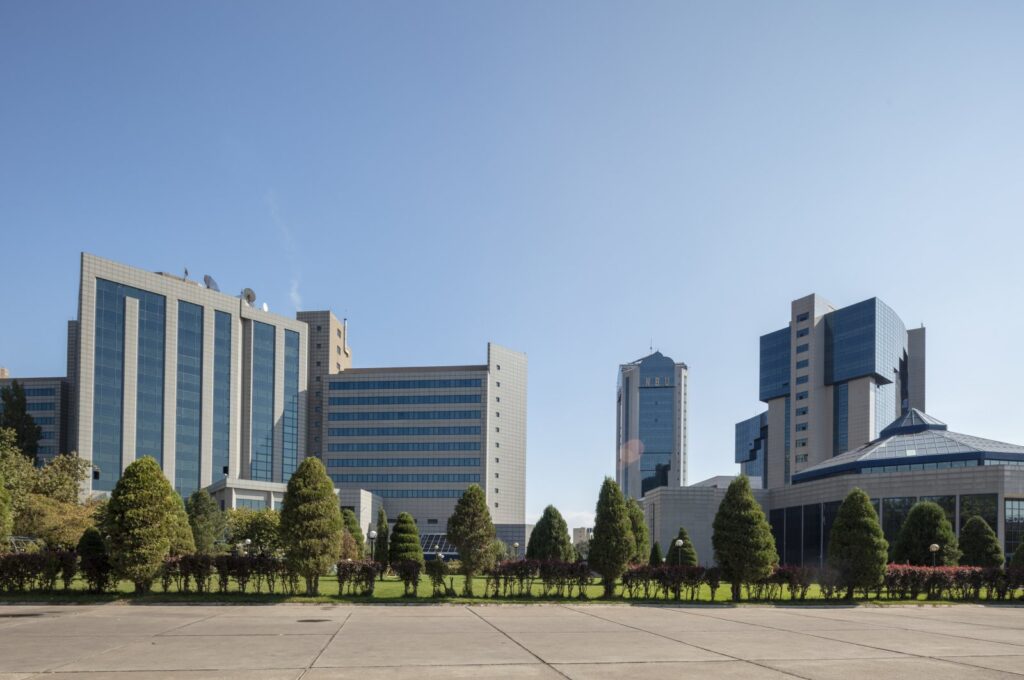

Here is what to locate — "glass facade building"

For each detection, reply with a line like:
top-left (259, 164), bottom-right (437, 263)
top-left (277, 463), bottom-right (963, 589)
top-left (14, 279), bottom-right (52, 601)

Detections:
top-left (250, 322), bottom-right (276, 482)
top-left (174, 301), bottom-right (203, 496)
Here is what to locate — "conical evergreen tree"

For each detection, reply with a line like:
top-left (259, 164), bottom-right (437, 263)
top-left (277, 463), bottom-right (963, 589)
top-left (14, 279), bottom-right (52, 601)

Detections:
top-left (667, 526), bottom-right (698, 566)
top-left (626, 497), bottom-right (649, 564)
top-left (589, 477), bottom-right (635, 597)
top-left (169, 494), bottom-right (196, 556)
top-left (77, 526), bottom-right (112, 593)
top-left (648, 541), bottom-right (663, 567)
top-left (279, 458), bottom-right (343, 596)
top-left (104, 457), bottom-right (179, 593)
top-left (374, 507), bottom-right (389, 563)
top-left (712, 475), bottom-right (777, 600)
top-left (447, 484), bottom-right (496, 596)
top-left (389, 511), bottom-right (424, 565)
top-left (893, 501), bottom-right (960, 566)
top-left (1012, 541), bottom-right (1024, 569)
top-left (526, 505), bottom-right (574, 561)
top-left (960, 515), bottom-right (1004, 568)
top-left (827, 488), bottom-right (888, 599)
top-left (342, 508), bottom-right (365, 559)
top-left (186, 489), bottom-right (225, 555)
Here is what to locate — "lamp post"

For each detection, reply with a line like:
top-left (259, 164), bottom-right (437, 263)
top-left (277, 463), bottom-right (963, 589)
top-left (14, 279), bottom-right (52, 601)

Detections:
top-left (243, 538), bottom-right (252, 556)
top-left (672, 538), bottom-right (683, 566)
top-left (513, 542), bottom-right (520, 560)
top-left (368, 530), bottom-right (377, 561)
top-left (929, 543), bottom-right (940, 567)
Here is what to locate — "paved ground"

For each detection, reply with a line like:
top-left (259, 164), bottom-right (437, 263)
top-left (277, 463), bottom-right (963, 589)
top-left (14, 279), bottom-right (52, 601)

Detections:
top-left (3, 603), bottom-right (1024, 679)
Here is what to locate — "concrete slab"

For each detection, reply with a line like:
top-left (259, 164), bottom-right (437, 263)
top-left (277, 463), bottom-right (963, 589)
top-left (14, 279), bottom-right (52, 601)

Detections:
top-left (0, 635), bottom-right (132, 673)
top-left (553, 660), bottom-right (796, 679)
top-left (763, 657), bottom-right (1023, 679)
top-left (58, 634), bottom-right (330, 672)
top-left (481, 613), bottom-right (628, 633)
top-left (344, 612), bottom-right (494, 634)
top-left (303, 664), bottom-right (564, 679)
top-left (507, 630), bottom-right (728, 664)
top-left (24, 672), bottom-right (303, 680)
top-left (314, 631), bottom-right (537, 668)
top-left (662, 629), bottom-right (905, 661)
top-left (811, 628), bottom-right (1024, 656)
top-left (164, 615), bottom-right (344, 636)
top-left (940, 655), bottom-right (1024, 674)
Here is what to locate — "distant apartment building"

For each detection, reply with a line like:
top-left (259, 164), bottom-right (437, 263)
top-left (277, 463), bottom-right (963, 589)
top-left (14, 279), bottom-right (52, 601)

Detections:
top-left (572, 527), bottom-right (593, 545)
top-left (736, 294), bottom-right (925, 489)
top-left (0, 374), bottom-right (70, 465)
top-left (616, 351), bottom-right (688, 499)
top-left (71, 253), bottom-right (308, 499)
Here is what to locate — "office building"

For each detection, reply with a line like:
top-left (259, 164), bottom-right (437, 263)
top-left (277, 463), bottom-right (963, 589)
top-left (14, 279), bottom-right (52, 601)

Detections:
top-left (72, 253), bottom-right (308, 498)
top-left (740, 295), bottom-right (925, 489)
top-left (616, 351), bottom-right (688, 499)
top-left (306, 337), bottom-right (529, 547)
top-left (573, 527), bottom-right (593, 545)
top-left (0, 374), bottom-right (70, 465)
top-left (735, 412), bottom-right (768, 488)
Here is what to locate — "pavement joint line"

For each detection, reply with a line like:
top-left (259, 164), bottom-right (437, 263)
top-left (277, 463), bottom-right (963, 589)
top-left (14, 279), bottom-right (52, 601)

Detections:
top-left (297, 608), bottom-right (352, 679)
top-left (559, 603), bottom-right (813, 680)
top-left (465, 604), bottom-right (572, 678)
top-left (673, 603), bottom-right (1024, 676)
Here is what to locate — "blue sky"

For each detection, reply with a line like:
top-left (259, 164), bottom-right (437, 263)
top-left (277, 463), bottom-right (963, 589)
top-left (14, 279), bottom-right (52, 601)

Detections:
top-left (2, 2), bottom-right (1024, 528)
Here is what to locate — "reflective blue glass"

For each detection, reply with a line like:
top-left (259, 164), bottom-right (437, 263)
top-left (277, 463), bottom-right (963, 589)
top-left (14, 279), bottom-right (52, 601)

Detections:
top-left (331, 473), bottom-right (480, 483)
top-left (22, 388), bottom-right (56, 397)
top-left (637, 353), bottom-right (676, 495)
top-left (784, 396), bottom-right (791, 484)
top-left (92, 279), bottom-right (166, 491)
top-left (795, 375), bottom-right (809, 385)
top-left (328, 426), bottom-right (481, 437)
top-left (329, 379), bottom-right (482, 390)
top-left (367, 489), bottom-right (465, 498)
top-left (327, 410), bottom-right (482, 421)
top-left (825, 298), bottom-right (907, 386)
top-left (833, 382), bottom-right (849, 455)
top-left (236, 498), bottom-right (267, 510)
top-left (328, 394), bottom-right (481, 405)
top-left (282, 330), bottom-right (300, 481)
top-left (759, 328), bottom-right (791, 400)
top-left (212, 311), bottom-right (231, 480)
top-left (25, 402), bottom-right (55, 411)
top-left (327, 442), bottom-right (480, 452)
top-left (251, 322), bottom-right (275, 481)
top-left (174, 301), bottom-right (203, 496)
top-left (1006, 500), bottom-right (1024, 556)
top-left (735, 412), bottom-right (767, 487)
top-left (326, 457), bottom-right (480, 467)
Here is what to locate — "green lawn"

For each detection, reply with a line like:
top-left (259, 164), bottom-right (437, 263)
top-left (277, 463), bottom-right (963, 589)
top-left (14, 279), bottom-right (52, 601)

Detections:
top-left (1, 575), bottom-right (1013, 605)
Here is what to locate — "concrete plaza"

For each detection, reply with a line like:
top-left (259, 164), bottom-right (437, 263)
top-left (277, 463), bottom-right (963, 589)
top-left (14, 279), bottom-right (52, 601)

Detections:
top-left (3, 603), bottom-right (1024, 679)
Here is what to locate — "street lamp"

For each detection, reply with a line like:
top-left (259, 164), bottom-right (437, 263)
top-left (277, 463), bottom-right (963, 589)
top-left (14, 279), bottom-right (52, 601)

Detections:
top-left (368, 530), bottom-right (377, 560)
top-left (672, 538), bottom-right (683, 566)
top-left (243, 538), bottom-right (252, 556)
top-left (929, 543), bottom-right (940, 567)
top-left (513, 542), bottom-right (520, 560)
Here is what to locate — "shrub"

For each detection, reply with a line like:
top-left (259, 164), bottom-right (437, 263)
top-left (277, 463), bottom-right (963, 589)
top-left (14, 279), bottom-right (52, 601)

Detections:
top-left (589, 478), bottom-right (634, 598)
top-left (827, 488), bottom-right (888, 599)
top-left (526, 505), bottom-right (574, 562)
top-left (393, 559), bottom-right (422, 596)
top-left (446, 485), bottom-right (496, 596)
top-left (960, 516), bottom-right (1003, 568)
top-left (226, 508), bottom-right (280, 555)
top-left (425, 557), bottom-right (451, 597)
top-left (186, 490), bottom-right (225, 555)
top-left (279, 458), bottom-right (343, 596)
top-left (342, 509), bottom-right (364, 559)
top-left (893, 501), bottom-right (960, 566)
top-left (168, 495), bottom-right (196, 557)
top-left (78, 527), bottom-right (112, 593)
top-left (667, 526), bottom-right (698, 567)
top-left (389, 512), bottom-right (424, 566)
top-left (712, 476), bottom-right (777, 601)
top-left (626, 498), bottom-right (649, 564)
top-left (0, 480), bottom-right (12, 548)
top-left (648, 542), bottom-right (663, 567)
top-left (336, 559), bottom-right (378, 596)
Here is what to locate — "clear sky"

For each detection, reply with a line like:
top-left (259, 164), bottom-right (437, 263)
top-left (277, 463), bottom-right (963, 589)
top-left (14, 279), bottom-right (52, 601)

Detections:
top-left (3, 2), bottom-right (1024, 529)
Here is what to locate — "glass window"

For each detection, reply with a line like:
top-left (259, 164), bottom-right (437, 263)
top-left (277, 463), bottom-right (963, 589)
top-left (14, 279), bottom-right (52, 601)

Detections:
top-left (882, 497), bottom-right (917, 554)
top-left (327, 442), bottom-right (481, 452)
top-left (326, 457), bottom-right (480, 467)
top-left (174, 301), bottom-right (203, 497)
top-left (795, 407), bottom-right (808, 416)
top-left (282, 330), bottom-right (300, 481)
top-left (796, 375), bottom-right (809, 385)
top-left (785, 506), bottom-right (802, 565)
top-left (796, 328), bottom-right (810, 338)
top-left (960, 494), bottom-right (997, 533)
top-left (328, 394), bottom-right (482, 406)
top-left (1005, 499), bottom-right (1024, 556)
top-left (795, 422), bottom-right (808, 432)
top-left (329, 378), bottom-right (483, 390)
top-left (250, 322), bottom-right (276, 481)
top-left (796, 391), bottom-right (808, 401)
top-left (833, 381), bottom-right (849, 455)
top-left (795, 359), bottom-right (809, 369)
top-left (212, 311), bottom-right (231, 480)
top-left (796, 343), bottom-right (809, 353)
top-left (803, 504), bottom-right (822, 568)
top-left (796, 312), bottom-right (810, 322)
top-left (821, 500), bottom-right (842, 559)
top-left (328, 426), bottom-right (482, 437)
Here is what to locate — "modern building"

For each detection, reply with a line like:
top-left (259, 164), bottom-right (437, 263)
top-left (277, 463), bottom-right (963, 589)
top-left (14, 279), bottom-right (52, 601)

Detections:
top-left (72, 253), bottom-right (308, 499)
top-left (0, 374), bottom-right (71, 465)
top-left (304, 337), bottom-right (529, 547)
top-left (572, 527), bottom-right (593, 545)
top-left (616, 351), bottom-right (688, 499)
top-left (738, 295), bottom-right (925, 489)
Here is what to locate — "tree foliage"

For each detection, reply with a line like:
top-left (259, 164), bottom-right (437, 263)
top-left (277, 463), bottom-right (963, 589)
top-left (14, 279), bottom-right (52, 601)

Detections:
top-left (339, 529), bottom-right (360, 561)
top-left (711, 475), bottom-right (777, 600)
top-left (77, 526), bottom-right (112, 592)
top-left (959, 515), bottom-right (1004, 568)
top-left (0, 382), bottom-right (41, 459)
top-left (186, 489), bottom-right (225, 555)
top-left (446, 484), bottom-right (496, 596)
top-left (667, 526), bottom-right (698, 566)
top-left (589, 477), bottom-right (635, 597)
top-left (14, 494), bottom-right (97, 549)
top-left (374, 507), bottom-right (389, 563)
top-left (389, 512), bottom-right (424, 566)
top-left (648, 541), bottom-right (663, 566)
top-left (0, 480), bottom-right (11, 547)
top-left (279, 458), bottom-right (343, 596)
top-left (168, 495), bottom-right (196, 556)
top-left (827, 488), bottom-right (888, 599)
top-left (342, 508), bottom-right (364, 559)
top-left (526, 505), bottom-right (574, 561)
top-left (626, 497), bottom-right (649, 564)
top-left (893, 501), bottom-right (960, 566)
top-left (104, 456), bottom-right (179, 593)
top-left (226, 508), bottom-right (280, 555)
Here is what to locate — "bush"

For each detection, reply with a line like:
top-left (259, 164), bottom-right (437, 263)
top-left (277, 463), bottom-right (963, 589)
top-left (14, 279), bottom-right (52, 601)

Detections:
top-left (526, 505), bottom-right (574, 562)
top-left (828, 488), bottom-right (888, 599)
top-left (648, 542), bottom-right (662, 567)
top-left (77, 527), bottom-right (112, 593)
top-left (389, 512), bottom-right (424, 566)
top-left (336, 560), bottom-right (378, 596)
top-left (279, 458), bottom-right (343, 596)
top-left (186, 490), bottom-right (225, 555)
top-left (425, 558), bottom-right (452, 597)
top-left (893, 501), bottom-right (960, 566)
top-left (341, 509), bottom-right (364, 559)
top-left (446, 485), bottom-right (496, 596)
top-left (667, 526), bottom-right (698, 566)
top-left (393, 559), bottom-right (422, 596)
top-left (589, 478), bottom-right (634, 598)
top-left (960, 516), bottom-right (1004, 568)
top-left (226, 508), bottom-right (280, 555)
top-left (712, 476), bottom-right (777, 601)
top-left (626, 498), bottom-right (648, 564)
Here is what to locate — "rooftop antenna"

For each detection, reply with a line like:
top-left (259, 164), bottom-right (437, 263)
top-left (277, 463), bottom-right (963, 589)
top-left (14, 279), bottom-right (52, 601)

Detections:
top-left (184, 267), bottom-right (189, 280)
top-left (203, 275), bottom-right (220, 292)
top-left (241, 288), bottom-right (256, 306)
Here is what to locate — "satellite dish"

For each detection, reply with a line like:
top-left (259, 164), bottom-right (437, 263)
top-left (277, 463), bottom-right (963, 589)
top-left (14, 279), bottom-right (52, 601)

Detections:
top-left (261, 302), bottom-right (269, 313)
top-left (241, 288), bottom-right (256, 305)
top-left (203, 275), bottom-right (220, 292)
